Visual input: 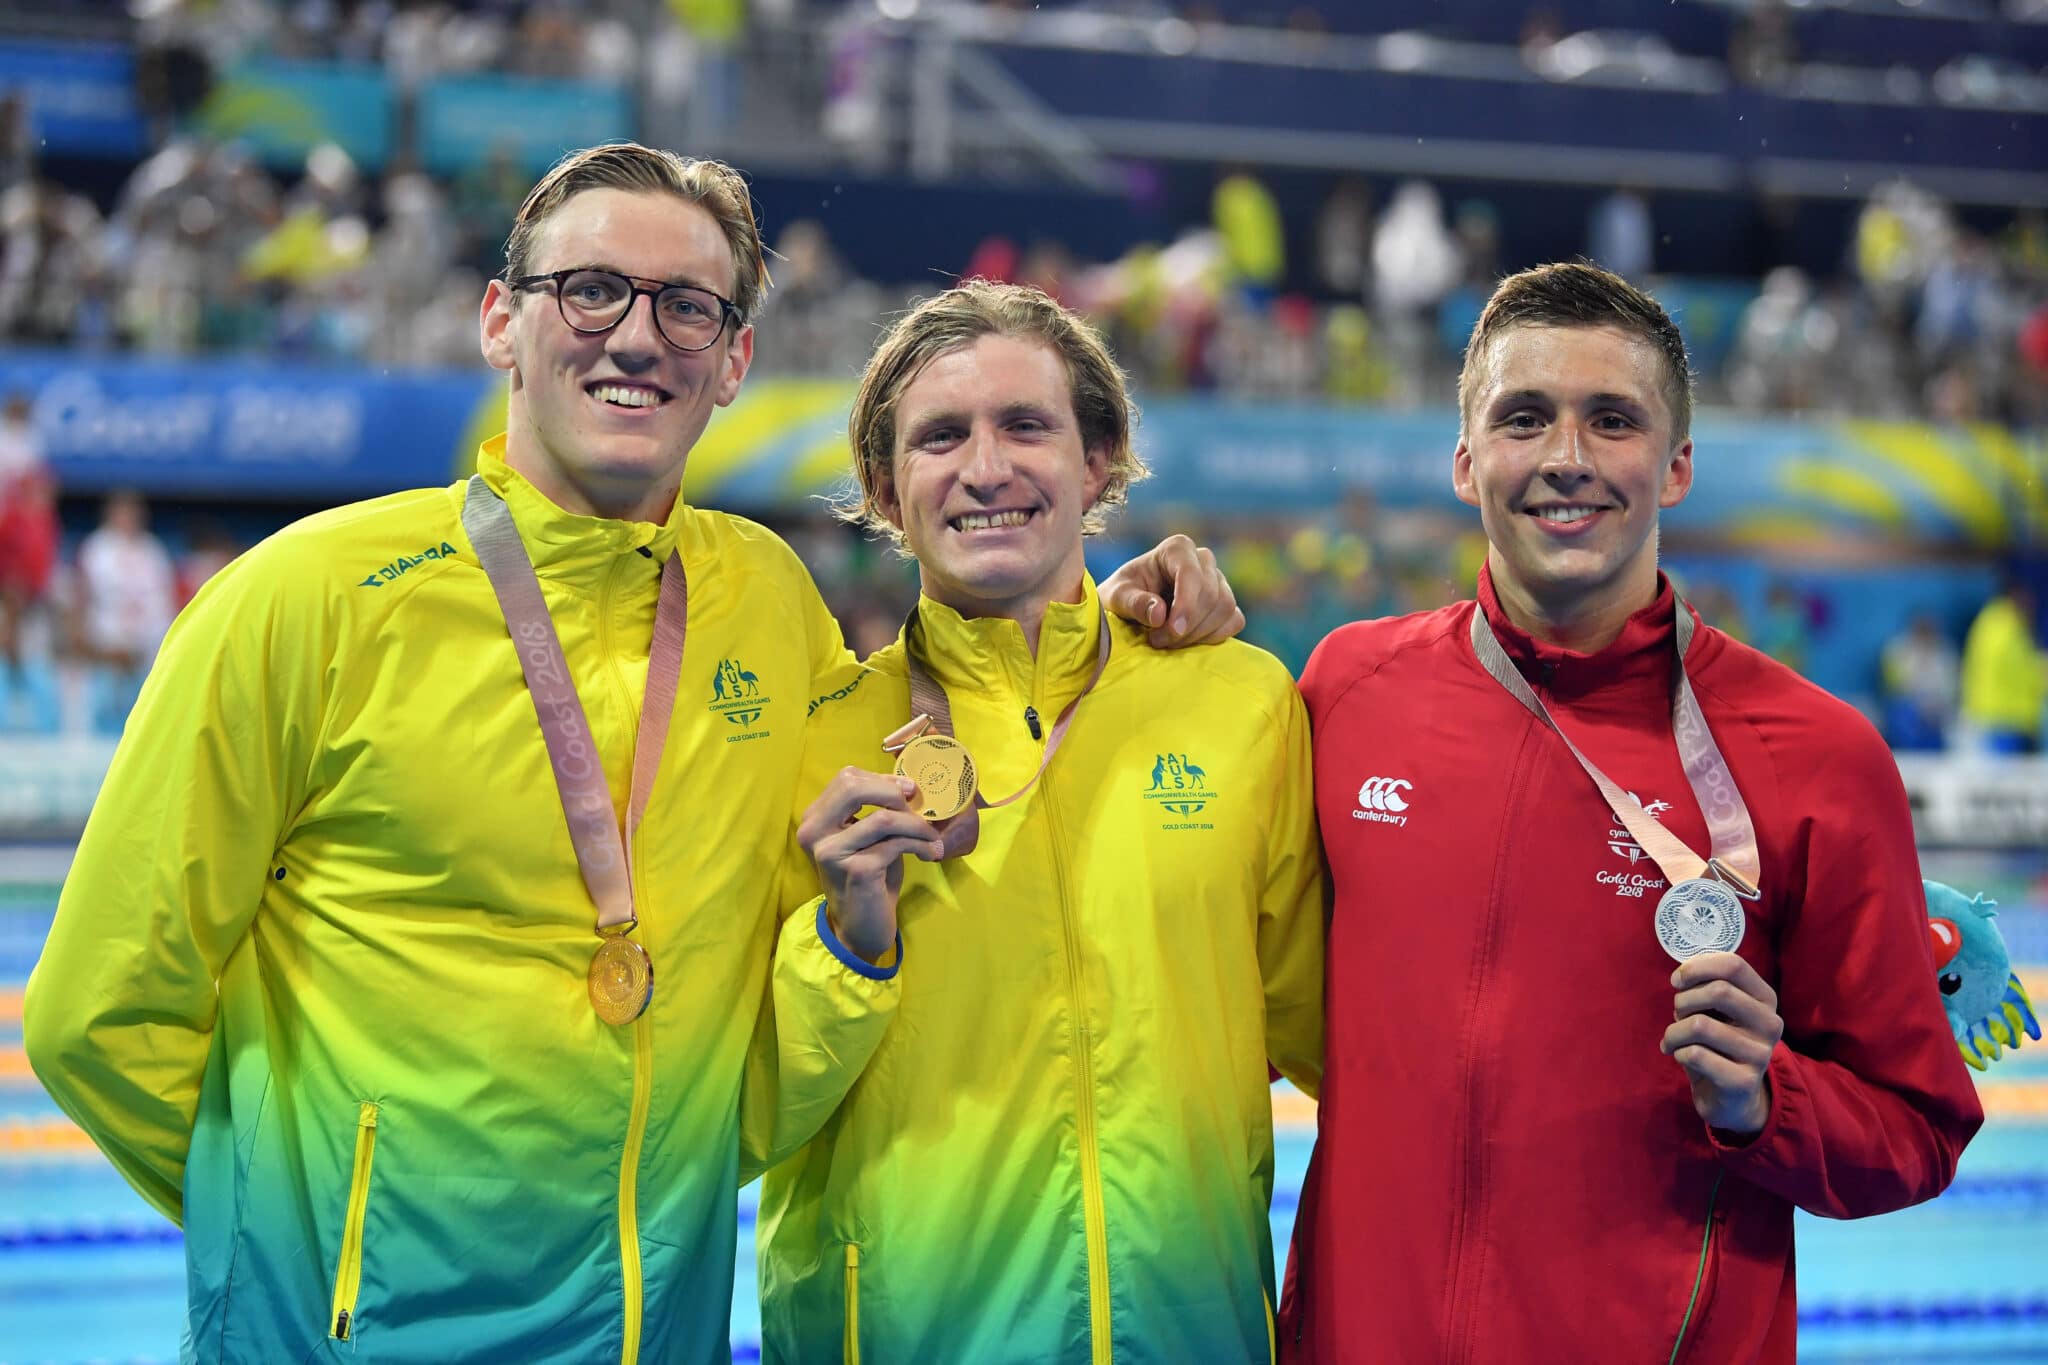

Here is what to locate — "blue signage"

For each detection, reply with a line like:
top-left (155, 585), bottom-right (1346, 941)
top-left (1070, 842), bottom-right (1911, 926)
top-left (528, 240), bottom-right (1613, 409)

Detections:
top-left (0, 352), bottom-right (491, 498)
top-left (195, 59), bottom-right (394, 170)
top-left (417, 75), bottom-right (633, 176)
top-left (0, 42), bottom-right (145, 158)
top-left (0, 353), bottom-right (2038, 550)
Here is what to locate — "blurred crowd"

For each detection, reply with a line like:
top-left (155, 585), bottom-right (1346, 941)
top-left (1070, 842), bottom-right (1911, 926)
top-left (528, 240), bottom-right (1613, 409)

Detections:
top-left (2, 0), bottom-right (2046, 423)
top-left (12, 118), bottom-right (2048, 426)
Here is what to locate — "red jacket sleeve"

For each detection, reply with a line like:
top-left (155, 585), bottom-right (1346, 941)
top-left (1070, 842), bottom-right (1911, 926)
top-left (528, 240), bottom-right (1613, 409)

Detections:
top-left (1708, 710), bottom-right (1983, 1217)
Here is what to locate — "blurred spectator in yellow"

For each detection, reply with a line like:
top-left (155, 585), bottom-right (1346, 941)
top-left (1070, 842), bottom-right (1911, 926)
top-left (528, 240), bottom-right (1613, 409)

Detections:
top-left (1881, 611), bottom-right (1960, 751)
top-left (71, 489), bottom-right (177, 737)
top-left (1960, 574), bottom-right (2046, 754)
top-left (1324, 305), bottom-right (1390, 403)
top-left (1213, 168), bottom-right (1285, 294)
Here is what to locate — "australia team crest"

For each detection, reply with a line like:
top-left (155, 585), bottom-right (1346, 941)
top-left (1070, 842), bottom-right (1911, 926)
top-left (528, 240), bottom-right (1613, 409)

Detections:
top-left (709, 658), bottom-right (772, 742)
top-left (1143, 752), bottom-right (1220, 830)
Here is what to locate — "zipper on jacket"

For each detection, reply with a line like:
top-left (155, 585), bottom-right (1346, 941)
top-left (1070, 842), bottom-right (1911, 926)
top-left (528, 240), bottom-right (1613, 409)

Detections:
top-left (843, 1243), bottom-right (862, 1365)
top-left (1024, 705), bottom-right (1042, 739)
top-left (597, 553), bottom-right (653, 1365)
top-left (1668, 1171), bottom-right (1725, 1364)
top-left (1040, 771), bottom-right (1114, 1363)
top-left (1443, 718), bottom-right (1541, 1364)
top-left (329, 1102), bottom-right (379, 1340)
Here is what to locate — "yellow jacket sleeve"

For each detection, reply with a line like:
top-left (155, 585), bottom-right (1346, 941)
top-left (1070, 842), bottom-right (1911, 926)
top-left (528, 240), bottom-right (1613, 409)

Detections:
top-left (737, 675), bottom-right (898, 1185)
top-left (1261, 684), bottom-right (1326, 1099)
top-left (23, 545), bottom-right (320, 1224)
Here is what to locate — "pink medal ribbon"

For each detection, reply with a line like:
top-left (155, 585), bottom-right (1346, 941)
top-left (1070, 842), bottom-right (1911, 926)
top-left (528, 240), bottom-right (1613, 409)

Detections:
top-left (1468, 601), bottom-right (1763, 962)
top-left (462, 475), bottom-right (687, 1023)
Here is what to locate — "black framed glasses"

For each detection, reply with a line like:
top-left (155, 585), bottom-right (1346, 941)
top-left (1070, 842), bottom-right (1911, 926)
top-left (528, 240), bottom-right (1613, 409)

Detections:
top-left (509, 269), bottom-right (739, 352)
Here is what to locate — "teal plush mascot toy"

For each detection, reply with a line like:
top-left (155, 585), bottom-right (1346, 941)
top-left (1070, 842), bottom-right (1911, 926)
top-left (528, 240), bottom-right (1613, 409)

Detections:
top-left (1926, 879), bottom-right (2041, 1071)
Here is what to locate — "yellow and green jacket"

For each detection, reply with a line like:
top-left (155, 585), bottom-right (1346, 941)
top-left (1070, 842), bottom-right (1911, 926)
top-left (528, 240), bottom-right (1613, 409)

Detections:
top-left (24, 438), bottom-right (897, 1365)
top-left (758, 579), bottom-right (1324, 1365)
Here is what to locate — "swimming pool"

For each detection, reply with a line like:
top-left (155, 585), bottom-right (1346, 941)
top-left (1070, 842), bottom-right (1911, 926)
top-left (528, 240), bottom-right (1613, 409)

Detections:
top-left (5, 862), bottom-right (2043, 1363)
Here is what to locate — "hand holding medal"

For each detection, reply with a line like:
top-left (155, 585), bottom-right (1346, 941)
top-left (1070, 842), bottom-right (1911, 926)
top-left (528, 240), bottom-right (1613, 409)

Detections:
top-left (1661, 952), bottom-right (1784, 1135)
top-left (797, 766), bottom-right (946, 964)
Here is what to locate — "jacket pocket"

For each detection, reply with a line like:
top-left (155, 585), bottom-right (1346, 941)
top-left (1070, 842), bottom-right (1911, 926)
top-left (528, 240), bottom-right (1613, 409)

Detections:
top-left (328, 1102), bottom-right (379, 1342)
top-left (842, 1242), bottom-right (862, 1365)
top-left (1669, 1172), bottom-right (1724, 1365)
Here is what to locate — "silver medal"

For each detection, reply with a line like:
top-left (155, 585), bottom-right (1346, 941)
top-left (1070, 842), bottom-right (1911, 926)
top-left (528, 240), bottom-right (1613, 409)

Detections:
top-left (1654, 877), bottom-right (1746, 961)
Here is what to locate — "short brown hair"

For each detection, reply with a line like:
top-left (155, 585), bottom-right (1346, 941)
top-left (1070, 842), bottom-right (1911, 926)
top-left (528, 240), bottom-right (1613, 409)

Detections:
top-left (1458, 262), bottom-right (1692, 440)
top-left (504, 142), bottom-right (770, 324)
top-left (844, 280), bottom-right (1146, 546)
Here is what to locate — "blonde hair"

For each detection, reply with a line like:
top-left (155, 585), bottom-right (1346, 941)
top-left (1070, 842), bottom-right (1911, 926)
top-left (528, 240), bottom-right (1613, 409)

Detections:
top-left (844, 280), bottom-right (1146, 545)
top-left (505, 142), bottom-right (770, 324)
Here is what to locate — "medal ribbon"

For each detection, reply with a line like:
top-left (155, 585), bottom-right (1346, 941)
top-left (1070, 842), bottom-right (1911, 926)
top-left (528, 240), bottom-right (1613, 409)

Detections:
top-left (890, 603), bottom-right (1112, 857)
top-left (1468, 600), bottom-right (1761, 898)
top-left (461, 476), bottom-right (688, 935)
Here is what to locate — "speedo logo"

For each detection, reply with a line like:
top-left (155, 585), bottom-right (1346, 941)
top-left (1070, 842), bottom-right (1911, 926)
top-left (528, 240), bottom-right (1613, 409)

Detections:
top-left (359, 541), bottom-right (459, 588)
top-left (1352, 776), bottom-right (1412, 826)
top-left (808, 670), bottom-right (868, 716)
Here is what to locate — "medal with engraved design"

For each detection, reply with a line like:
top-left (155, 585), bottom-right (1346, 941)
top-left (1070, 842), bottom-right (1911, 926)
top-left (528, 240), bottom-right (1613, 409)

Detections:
top-left (588, 931), bottom-right (654, 1026)
top-left (1653, 877), bottom-right (1746, 962)
top-left (894, 732), bottom-right (978, 821)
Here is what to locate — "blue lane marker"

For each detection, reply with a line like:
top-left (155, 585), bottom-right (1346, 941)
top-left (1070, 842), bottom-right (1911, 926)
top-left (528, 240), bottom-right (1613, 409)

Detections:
top-left (1801, 1297), bottom-right (2048, 1329)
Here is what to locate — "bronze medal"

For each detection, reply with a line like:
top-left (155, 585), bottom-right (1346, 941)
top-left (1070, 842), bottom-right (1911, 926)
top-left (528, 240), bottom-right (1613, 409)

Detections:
top-left (588, 934), bottom-right (654, 1026)
top-left (894, 732), bottom-right (978, 821)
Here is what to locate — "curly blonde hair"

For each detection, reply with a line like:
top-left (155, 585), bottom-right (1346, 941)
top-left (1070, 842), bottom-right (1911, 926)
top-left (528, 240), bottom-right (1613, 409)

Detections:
top-left (844, 280), bottom-right (1146, 547)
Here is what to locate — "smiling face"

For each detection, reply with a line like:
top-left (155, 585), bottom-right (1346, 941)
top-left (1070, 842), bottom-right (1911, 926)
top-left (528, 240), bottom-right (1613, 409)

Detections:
top-left (878, 333), bottom-right (1110, 624)
top-left (480, 188), bottom-right (753, 522)
top-left (1454, 323), bottom-right (1694, 645)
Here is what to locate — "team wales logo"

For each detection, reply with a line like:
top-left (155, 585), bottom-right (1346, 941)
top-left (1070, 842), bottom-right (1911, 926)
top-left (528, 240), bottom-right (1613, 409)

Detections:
top-left (1597, 791), bottom-right (1672, 899)
top-left (1143, 752), bottom-right (1219, 830)
top-left (709, 657), bottom-right (772, 743)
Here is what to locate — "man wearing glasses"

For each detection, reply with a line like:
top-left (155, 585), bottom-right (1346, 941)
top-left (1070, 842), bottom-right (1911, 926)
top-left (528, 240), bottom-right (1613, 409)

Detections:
top-left (25, 142), bottom-right (1239, 1364)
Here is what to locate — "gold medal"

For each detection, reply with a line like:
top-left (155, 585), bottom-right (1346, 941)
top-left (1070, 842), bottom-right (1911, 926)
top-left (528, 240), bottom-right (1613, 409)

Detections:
top-left (588, 933), bottom-right (653, 1026)
top-left (894, 732), bottom-right (978, 821)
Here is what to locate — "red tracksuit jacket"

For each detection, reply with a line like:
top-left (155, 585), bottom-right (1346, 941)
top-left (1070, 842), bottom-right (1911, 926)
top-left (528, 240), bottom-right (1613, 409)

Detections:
top-left (1279, 569), bottom-right (1983, 1364)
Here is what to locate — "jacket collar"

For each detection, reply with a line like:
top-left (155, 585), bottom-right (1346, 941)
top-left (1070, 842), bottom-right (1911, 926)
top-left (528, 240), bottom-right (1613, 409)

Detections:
top-left (1476, 561), bottom-right (1694, 700)
top-left (906, 574), bottom-right (1106, 710)
top-left (472, 434), bottom-right (690, 578)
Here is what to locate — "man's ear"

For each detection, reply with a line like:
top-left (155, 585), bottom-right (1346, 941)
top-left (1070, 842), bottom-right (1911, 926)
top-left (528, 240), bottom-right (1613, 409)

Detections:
top-left (715, 324), bottom-right (754, 407)
top-left (1452, 437), bottom-right (1480, 508)
top-left (875, 463), bottom-right (904, 531)
top-left (1082, 441), bottom-right (1113, 508)
top-left (480, 278), bottom-right (517, 374)
top-left (1658, 436), bottom-right (1695, 509)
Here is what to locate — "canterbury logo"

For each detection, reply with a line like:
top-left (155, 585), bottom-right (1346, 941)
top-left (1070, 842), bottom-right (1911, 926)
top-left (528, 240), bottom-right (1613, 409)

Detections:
top-left (1356, 777), bottom-right (1412, 812)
